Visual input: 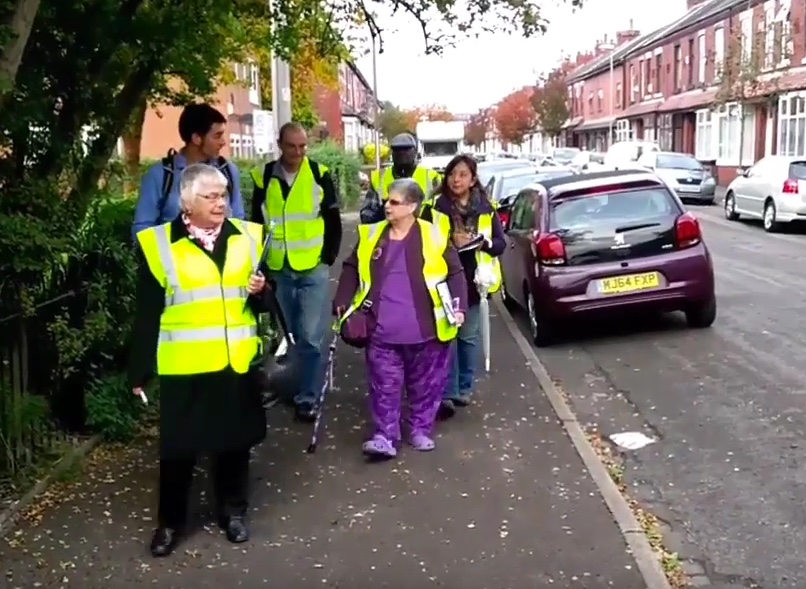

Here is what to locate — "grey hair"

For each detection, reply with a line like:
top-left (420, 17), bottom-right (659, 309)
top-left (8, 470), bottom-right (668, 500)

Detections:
top-left (179, 163), bottom-right (228, 212)
top-left (278, 121), bottom-right (306, 142)
top-left (388, 179), bottom-right (425, 214)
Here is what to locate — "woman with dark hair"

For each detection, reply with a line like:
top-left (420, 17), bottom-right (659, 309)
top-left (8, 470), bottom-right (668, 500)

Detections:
top-left (424, 154), bottom-right (506, 419)
top-left (333, 179), bottom-right (467, 458)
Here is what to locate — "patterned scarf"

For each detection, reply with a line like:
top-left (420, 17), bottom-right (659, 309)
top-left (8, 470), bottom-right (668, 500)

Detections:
top-left (182, 214), bottom-right (222, 252)
top-left (448, 186), bottom-right (484, 235)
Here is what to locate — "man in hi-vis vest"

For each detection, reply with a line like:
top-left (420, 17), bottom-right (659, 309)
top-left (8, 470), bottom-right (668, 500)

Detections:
top-left (359, 133), bottom-right (440, 224)
top-left (250, 122), bottom-right (342, 422)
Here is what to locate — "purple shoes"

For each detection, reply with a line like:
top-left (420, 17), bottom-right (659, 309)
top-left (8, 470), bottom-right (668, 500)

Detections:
top-left (362, 435), bottom-right (397, 458)
top-left (409, 433), bottom-right (435, 452)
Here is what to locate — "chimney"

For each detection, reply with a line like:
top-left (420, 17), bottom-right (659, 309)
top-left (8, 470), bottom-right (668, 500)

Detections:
top-left (686, 0), bottom-right (708, 9)
top-left (616, 19), bottom-right (640, 46)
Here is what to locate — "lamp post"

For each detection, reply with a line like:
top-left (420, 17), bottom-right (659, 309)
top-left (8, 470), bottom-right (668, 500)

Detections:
top-left (268, 0), bottom-right (292, 158)
top-left (371, 29), bottom-right (381, 176)
top-left (599, 42), bottom-right (617, 149)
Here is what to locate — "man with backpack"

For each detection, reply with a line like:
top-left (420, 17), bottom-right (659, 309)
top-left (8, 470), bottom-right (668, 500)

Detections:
top-left (132, 104), bottom-right (245, 241)
top-left (250, 122), bottom-right (342, 423)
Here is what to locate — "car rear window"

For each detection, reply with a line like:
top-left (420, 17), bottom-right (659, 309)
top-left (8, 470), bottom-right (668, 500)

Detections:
top-left (656, 154), bottom-right (702, 170)
top-left (788, 161), bottom-right (806, 179)
top-left (499, 174), bottom-right (541, 199)
top-left (551, 187), bottom-right (679, 229)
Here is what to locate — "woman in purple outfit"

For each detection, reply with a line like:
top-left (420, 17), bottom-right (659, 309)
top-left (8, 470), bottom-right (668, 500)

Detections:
top-left (333, 179), bottom-right (468, 458)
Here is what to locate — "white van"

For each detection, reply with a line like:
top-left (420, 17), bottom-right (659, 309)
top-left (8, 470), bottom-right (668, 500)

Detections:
top-left (604, 140), bottom-right (659, 170)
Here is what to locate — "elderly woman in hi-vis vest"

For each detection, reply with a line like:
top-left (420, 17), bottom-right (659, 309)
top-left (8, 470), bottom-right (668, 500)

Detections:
top-left (333, 179), bottom-right (468, 459)
top-left (129, 163), bottom-right (272, 558)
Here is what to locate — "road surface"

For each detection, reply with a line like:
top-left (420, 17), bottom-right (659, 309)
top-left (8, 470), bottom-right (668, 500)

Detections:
top-left (520, 204), bottom-right (806, 588)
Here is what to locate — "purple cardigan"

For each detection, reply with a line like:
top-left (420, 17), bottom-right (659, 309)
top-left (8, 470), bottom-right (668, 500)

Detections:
top-left (333, 222), bottom-right (468, 341)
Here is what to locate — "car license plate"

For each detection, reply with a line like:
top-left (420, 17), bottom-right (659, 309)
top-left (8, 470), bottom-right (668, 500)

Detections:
top-left (676, 185), bottom-right (699, 193)
top-left (598, 272), bottom-right (660, 295)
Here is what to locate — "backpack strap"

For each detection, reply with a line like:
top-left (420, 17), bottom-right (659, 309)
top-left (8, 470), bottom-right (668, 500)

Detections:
top-left (215, 156), bottom-right (235, 198)
top-left (309, 160), bottom-right (323, 186)
top-left (158, 148), bottom-right (177, 219)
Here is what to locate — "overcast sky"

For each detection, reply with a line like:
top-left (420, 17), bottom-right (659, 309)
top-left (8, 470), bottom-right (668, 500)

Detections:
top-left (354, 0), bottom-right (689, 113)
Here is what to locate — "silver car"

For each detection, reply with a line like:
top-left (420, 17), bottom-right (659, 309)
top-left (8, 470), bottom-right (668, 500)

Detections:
top-left (637, 151), bottom-right (717, 204)
top-left (723, 155), bottom-right (806, 232)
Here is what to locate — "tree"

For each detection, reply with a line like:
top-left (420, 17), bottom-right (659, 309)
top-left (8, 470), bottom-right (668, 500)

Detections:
top-left (376, 101), bottom-right (410, 139)
top-left (354, 0), bottom-right (585, 55)
top-left (532, 65), bottom-right (569, 140)
top-left (414, 104), bottom-right (455, 121)
top-left (464, 108), bottom-right (491, 147)
top-left (493, 88), bottom-right (536, 145)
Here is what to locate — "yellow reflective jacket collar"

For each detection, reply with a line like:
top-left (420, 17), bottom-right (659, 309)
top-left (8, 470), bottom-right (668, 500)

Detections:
top-left (165, 216), bottom-right (247, 244)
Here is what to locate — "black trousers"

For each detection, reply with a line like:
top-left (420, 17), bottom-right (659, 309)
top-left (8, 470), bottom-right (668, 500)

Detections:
top-left (158, 448), bottom-right (251, 529)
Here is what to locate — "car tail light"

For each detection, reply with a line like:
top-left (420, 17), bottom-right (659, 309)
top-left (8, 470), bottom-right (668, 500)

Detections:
top-left (497, 209), bottom-right (510, 226)
top-left (675, 212), bottom-right (701, 249)
top-left (534, 232), bottom-right (566, 265)
top-left (783, 178), bottom-right (799, 194)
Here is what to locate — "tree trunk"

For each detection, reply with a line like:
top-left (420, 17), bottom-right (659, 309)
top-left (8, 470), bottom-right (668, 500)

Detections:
top-left (0, 0), bottom-right (42, 112)
top-left (121, 94), bottom-right (147, 193)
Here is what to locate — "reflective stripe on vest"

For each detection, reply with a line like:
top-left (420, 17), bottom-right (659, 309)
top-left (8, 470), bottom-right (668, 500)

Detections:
top-left (432, 209), bottom-right (502, 294)
top-left (341, 219), bottom-right (458, 342)
top-left (136, 220), bottom-right (262, 376)
top-left (263, 158), bottom-right (325, 271)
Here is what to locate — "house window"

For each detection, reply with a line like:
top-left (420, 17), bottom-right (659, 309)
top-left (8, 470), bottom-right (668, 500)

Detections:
top-left (714, 26), bottom-right (725, 79)
top-left (778, 92), bottom-right (806, 156)
top-left (698, 33), bottom-right (706, 82)
top-left (229, 133), bottom-right (242, 158)
top-left (644, 59), bottom-right (652, 95)
top-left (629, 64), bottom-right (637, 103)
top-left (715, 103), bottom-right (755, 165)
top-left (658, 114), bottom-right (673, 150)
top-left (695, 109), bottom-right (715, 159)
top-left (597, 88), bottom-right (603, 113)
top-left (616, 82), bottom-right (623, 108)
top-left (615, 119), bottom-right (632, 141)
top-left (687, 38), bottom-right (695, 86)
top-left (674, 45), bottom-right (682, 92)
top-left (764, 2), bottom-right (775, 70)
top-left (775, 2), bottom-right (793, 67)
top-left (740, 12), bottom-right (753, 61)
top-left (639, 59), bottom-right (645, 97)
top-left (655, 53), bottom-right (663, 94)
top-left (588, 92), bottom-right (594, 115)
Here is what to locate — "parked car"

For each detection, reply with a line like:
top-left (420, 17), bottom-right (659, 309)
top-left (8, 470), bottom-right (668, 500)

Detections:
top-left (637, 151), bottom-right (717, 204)
top-left (499, 170), bottom-right (716, 346)
top-left (723, 155), bottom-right (806, 232)
top-left (570, 151), bottom-right (606, 174)
top-left (604, 140), bottom-right (659, 170)
top-left (486, 166), bottom-right (575, 226)
top-left (551, 147), bottom-right (581, 165)
top-left (477, 159), bottom-right (537, 187)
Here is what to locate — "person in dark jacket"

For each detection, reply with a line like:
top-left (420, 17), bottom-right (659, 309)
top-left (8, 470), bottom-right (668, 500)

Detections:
top-left (129, 164), bottom-right (272, 558)
top-left (422, 154), bottom-right (506, 419)
top-left (333, 179), bottom-right (467, 458)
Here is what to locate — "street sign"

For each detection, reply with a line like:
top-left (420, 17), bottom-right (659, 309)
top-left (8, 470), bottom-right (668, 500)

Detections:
top-left (253, 109), bottom-right (275, 155)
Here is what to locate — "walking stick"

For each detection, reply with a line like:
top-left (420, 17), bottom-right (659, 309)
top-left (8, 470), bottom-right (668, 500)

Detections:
top-left (307, 327), bottom-right (339, 453)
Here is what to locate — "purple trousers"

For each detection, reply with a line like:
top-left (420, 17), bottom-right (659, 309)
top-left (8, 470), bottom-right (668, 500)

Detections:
top-left (365, 338), bottom-right (451, 442)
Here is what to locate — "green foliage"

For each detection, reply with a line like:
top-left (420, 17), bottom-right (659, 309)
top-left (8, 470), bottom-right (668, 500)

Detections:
top-left (376, 101), bottom-right (411, 140)
top-left (85, 373), bottom-right (157, 442)
top-left (308, 141), bottom-right (363, 208)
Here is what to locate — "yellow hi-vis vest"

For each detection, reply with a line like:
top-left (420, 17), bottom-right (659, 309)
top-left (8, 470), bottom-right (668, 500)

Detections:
top-left (340, 219), bottom-right (458, 343)
top-left (256, 158), bottom-right (327, 272)
top-left (370, 166), bottom-right (440, 205)
top-left (136, 220), bottom-right (262, 376)
top-left (431, 207), bottom-right (502, 294)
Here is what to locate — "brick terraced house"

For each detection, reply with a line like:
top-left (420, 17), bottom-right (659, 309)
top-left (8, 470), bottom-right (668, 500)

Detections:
top-left (565, 0), bottom-right (806, 184)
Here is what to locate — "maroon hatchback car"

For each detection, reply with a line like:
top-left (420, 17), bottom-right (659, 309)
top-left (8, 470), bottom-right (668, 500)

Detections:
top-left (500, 170), bottom-right (716, 346)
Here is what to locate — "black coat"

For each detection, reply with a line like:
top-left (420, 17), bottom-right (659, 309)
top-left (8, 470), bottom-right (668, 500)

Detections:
top-left (128, 217), bottom-right (270, 460)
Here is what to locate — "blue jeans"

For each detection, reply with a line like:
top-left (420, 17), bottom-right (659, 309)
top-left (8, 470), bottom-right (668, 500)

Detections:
top-left (444, 304), bottom-right (481, 400)
top-left (272, 264), bottom-right (329, 405)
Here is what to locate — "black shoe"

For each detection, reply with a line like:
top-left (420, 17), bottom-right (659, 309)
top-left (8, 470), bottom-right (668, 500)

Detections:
top-left (150, 526), bottom-right (180, 557)
top-left (294, 401), bottom-right (316, 423)
top-left (437, 399), bottom-right (456, 420)
top-left (219, 515), bottom-right (249, 543)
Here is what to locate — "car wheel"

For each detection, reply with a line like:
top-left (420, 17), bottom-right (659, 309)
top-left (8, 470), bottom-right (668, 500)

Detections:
top-left (724, 192), bottom-right (739, 220)
top-left (526, 287), bottom-right (555, 347)
top-left (685, 296), bottom-right (716, 328)
top-left (763, 199), bottom-right (780, 232)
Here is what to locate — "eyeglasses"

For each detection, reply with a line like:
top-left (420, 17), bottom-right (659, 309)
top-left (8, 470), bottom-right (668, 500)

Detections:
top-left (386, 198), bottom-right (410, 206)
top-left (199, 191), bottom-right (227, 202)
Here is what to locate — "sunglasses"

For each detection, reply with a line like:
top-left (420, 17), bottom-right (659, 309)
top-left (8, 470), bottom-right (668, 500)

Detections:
top-left (386, 198), bottom-right (411, 206)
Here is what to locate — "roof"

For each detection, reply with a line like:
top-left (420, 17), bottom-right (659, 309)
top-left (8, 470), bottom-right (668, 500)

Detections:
top-left (533, 170), bottom-right (661, 197)
top-left (569, 0), bottom-right (748, 83)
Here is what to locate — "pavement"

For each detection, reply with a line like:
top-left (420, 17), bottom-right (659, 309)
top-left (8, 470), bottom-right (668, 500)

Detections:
top-left (0, 245), bottom-right (650, 588)
top-left (524, 203), bottom-right (806, 589)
